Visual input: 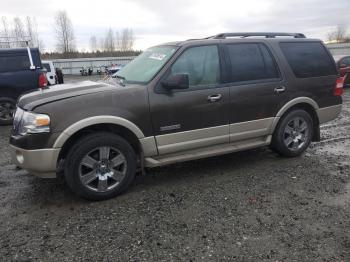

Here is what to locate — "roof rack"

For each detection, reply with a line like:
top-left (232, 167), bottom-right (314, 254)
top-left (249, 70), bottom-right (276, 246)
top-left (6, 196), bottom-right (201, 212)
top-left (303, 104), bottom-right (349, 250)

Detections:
top-left (208, 32), bottom-right (306, 39)
top-left (0, 36), bottom-right (32, 44)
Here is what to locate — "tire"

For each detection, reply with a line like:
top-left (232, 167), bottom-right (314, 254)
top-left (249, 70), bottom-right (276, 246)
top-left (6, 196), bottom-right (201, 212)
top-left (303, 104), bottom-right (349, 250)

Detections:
top-left (270, 109), bottom-right (313, 157)
top-left (64, 132), bottom-right (137, 200)
top-left (0, 97), bottom-right (16, 126)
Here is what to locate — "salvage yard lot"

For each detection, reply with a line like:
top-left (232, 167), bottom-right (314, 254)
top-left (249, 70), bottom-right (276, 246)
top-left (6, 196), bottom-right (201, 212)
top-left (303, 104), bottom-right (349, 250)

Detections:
top-left (0, 85), bottom-right (350, 261)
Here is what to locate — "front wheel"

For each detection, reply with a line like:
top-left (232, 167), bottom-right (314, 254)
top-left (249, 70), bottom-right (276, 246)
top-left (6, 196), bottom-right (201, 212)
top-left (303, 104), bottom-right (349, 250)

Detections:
top-left (0, 97), bottom-right (16, 126)
top-left (64, 133), bottom-right (137, 200)
top-left (271, 109), bottom-right (313, 157)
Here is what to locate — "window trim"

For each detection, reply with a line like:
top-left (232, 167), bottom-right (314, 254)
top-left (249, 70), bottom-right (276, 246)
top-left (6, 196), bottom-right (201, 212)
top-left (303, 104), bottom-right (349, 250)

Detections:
top-left (222, 42), bottom-right (282, 85)
top-left (155, 43), bottom-right (225, 93)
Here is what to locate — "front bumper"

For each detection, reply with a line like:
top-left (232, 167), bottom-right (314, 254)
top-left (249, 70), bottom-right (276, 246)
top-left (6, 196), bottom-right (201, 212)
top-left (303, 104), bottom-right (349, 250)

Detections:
top-left (10, 145), bottom-right (60, 178)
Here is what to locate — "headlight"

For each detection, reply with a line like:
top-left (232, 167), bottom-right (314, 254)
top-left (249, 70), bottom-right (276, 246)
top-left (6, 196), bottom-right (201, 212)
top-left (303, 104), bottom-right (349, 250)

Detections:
top-left (18, 111), bottom-right (50, 135)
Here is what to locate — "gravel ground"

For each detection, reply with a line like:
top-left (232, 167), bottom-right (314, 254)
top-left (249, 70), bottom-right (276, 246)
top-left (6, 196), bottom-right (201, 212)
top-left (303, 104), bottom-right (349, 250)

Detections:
top-left (0, 82), bottom-right (350, 261)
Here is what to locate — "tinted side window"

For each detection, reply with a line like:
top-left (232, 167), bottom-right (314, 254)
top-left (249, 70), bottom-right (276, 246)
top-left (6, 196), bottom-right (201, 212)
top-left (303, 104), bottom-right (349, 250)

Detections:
top-left (226, 43), bottom-right (279, 83)
top-left (0, 54), bottom-right (30, 72)
top-left (171, 45), bottom-right (220, 88)
top-left (280, 42), bottom-right (337, 78)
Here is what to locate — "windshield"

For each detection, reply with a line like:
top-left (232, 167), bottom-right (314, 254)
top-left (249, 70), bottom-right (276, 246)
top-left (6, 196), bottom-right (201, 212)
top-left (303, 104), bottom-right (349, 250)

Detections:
top-left (116, 46), bottom-right (177, 84)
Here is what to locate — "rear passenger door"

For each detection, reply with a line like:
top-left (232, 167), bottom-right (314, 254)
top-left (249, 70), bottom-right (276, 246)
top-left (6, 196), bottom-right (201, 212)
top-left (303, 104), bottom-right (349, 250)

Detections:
top-left (223, 43), bottom-right (288, 142)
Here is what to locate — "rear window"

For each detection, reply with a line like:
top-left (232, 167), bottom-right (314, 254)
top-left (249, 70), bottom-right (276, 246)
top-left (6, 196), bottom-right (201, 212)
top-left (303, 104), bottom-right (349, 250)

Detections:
top-left (280, 42), bottom-right (337, 78)
top-left (226, 43), bottom-right (280, 83)
top-left (42, 63), bottom-right (51, 72)
top-left (340, 57), bottom-right (350, 67)
top-left (0, 54), bottom-right (31, 72)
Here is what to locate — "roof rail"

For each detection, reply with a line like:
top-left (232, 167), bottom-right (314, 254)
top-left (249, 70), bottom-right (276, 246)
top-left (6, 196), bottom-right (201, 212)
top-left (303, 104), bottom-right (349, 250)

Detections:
top-left (209, 32), bottom-right (306, 39)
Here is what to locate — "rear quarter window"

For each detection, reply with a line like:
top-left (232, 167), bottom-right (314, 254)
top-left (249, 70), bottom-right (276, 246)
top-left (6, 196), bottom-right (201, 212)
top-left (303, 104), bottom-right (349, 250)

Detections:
top-left (280, 42), bottom-right (337, 78)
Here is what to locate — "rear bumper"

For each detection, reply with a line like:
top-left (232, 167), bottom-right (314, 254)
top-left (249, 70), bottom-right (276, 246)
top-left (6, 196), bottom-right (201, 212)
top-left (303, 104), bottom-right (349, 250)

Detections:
top-left (317, 104), bottom-right (342, 124)
top-left (10, 145), bottom-right (60, 178)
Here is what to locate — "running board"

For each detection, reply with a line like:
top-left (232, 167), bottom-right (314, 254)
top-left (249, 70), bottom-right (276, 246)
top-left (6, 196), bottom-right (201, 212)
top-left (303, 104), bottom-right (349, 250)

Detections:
top-left (145, 136), bottom-right (271, 167)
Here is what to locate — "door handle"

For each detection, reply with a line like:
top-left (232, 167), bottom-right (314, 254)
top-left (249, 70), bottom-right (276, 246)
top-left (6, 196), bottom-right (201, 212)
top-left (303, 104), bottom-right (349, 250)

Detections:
top-left (207, 94), bottom-right (222, 102)
top-left (274, 86), bottom-right (286, 94)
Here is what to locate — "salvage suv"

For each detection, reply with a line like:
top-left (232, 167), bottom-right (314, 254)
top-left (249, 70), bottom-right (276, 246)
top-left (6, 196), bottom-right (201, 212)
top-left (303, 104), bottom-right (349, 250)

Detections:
top-left (10, 33), bottom-right (343, 200)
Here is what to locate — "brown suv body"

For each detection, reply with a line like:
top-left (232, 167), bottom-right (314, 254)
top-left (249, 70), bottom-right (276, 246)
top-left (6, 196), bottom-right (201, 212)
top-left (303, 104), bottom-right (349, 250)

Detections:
top-left (9, 33), bottom-right (343, 199)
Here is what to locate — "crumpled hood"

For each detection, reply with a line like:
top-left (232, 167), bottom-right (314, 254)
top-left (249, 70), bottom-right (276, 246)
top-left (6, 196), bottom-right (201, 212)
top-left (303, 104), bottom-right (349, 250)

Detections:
top-left (18, 81), bottom-right (116, 110)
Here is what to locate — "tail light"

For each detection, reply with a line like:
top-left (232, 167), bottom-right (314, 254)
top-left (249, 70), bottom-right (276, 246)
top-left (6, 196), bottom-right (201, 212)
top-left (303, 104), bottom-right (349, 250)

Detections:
top-left (38, 72), bottom-right (48, 88)
top-left (333, 76), bottom-right (344, 96)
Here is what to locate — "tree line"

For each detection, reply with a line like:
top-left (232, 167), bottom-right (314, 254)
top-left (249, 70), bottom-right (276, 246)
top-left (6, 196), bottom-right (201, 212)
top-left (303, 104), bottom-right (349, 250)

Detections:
top-left (327, 25), bottom-right (350, 43)
top-left (0, 16), bottom-right (43, 49)
top-left (0, 10), bottom-right (137, 58)
top-left (90, 28), bottom-right (135, 52)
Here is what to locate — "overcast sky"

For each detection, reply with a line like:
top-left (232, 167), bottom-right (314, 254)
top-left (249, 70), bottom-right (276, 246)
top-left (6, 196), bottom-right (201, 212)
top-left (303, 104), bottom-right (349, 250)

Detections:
top-left (2, 0), bottom-right (350, 51)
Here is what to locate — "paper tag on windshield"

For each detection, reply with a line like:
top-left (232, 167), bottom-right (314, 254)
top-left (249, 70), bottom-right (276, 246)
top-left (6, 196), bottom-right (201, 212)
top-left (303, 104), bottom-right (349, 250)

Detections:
top-left (149, 53), bottom-right (167, 60)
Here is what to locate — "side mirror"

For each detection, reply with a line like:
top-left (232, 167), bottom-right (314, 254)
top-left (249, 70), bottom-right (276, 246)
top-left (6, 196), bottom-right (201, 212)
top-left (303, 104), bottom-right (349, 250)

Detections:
top-left (162, 74), bottom-right (189, 90)
top-left (340, 64), bottom-right (348, 69)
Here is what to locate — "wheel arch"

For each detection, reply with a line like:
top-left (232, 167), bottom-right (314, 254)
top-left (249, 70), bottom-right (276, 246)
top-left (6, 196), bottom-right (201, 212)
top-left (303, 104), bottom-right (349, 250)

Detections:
top-left (271, 97), bottom-right (320, 142)
top-left (0, 87), bottom-right (21, 99)
top-left (55, 116), bottom-right (146, 164)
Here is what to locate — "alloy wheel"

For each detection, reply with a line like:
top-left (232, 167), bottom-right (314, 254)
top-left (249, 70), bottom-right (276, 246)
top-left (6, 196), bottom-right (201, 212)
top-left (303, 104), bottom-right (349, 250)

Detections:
top-left (283, 117), bottom-right (309, 151)
top-left (79, 146), bottom-right (127, 192)
top-left (0, 101), bottom-right (15, 121)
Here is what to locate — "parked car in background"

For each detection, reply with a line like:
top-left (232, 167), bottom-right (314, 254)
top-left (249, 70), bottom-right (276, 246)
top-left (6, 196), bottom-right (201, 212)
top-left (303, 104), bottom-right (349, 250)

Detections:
top-left (0, 48), bottom-right (47, 125)
top-left (334, 55), bottom-right (350, 87)
top-left (10, 33), bottom-right (343, 200)
top-left (42, 60), bottom-right (57, 85)
top-left (106, 64), bottom-right (123, 75)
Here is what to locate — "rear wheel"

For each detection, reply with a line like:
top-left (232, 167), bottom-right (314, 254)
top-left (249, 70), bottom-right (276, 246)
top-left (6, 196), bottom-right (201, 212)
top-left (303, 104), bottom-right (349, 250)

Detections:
top-left (271, 109), bottom-right (313, 157)
top-left (64, 132), bottom-right (137, 200)
top-left (0, 97), bottom-right (16, 125)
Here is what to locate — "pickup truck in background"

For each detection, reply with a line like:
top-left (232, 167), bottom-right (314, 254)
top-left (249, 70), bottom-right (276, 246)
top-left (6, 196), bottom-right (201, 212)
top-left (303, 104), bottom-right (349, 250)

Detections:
top-left (0, 47), bottom-right (47, 125)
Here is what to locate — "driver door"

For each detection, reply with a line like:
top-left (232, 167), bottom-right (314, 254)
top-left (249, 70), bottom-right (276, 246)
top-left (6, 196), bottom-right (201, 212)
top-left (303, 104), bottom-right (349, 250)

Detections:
top-left (148, 45), bottom-right (230, 155)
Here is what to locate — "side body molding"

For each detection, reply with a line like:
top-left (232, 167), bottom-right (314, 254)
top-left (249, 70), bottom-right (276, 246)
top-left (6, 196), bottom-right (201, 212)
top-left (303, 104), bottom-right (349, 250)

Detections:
top-left (271, 97), bottom-right (319, 132)
top-left (53, 116), bottom-right (146, 148)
